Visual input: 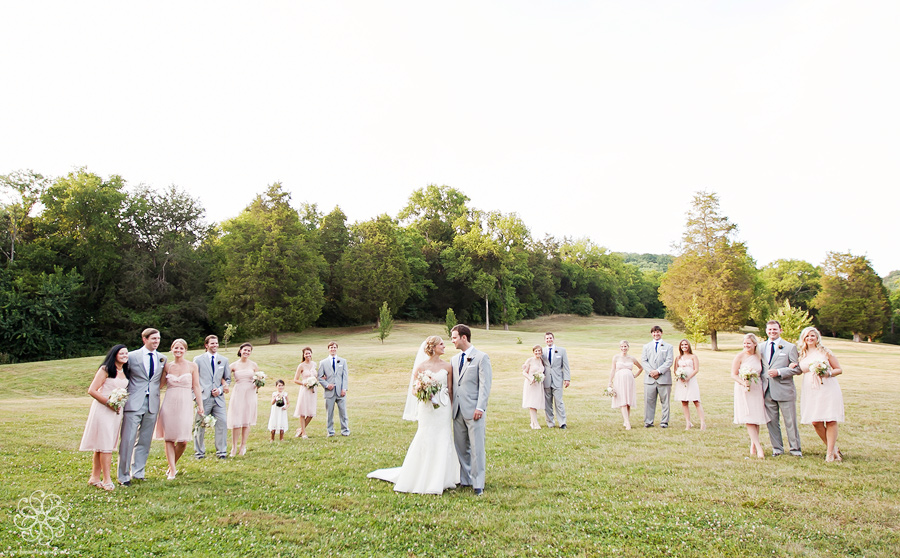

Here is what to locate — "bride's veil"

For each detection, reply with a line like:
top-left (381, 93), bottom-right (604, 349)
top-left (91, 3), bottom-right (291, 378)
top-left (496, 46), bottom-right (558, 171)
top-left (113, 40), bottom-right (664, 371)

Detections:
top-left (402, 339), bottom-right (430, 421)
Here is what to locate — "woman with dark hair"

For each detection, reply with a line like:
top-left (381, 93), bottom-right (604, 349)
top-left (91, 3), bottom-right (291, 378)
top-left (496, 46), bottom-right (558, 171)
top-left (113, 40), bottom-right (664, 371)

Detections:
top-left (673, 339), bottom-right (705, 430)
top-left (80, 344), bottom-right (130, 491)
top-left (227, 342), bottom-right (260, 456)
top-left (292, 347), bottom-right (317, 438)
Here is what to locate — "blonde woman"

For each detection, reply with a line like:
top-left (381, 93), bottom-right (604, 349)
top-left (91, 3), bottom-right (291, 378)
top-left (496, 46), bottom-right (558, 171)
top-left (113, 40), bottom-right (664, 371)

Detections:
top-left (732, 333), bottom-right (768, 459)
top-left (154, 339), bottom-right (204, 479)
top-left (795, 327), bottom-right (845, 462)
top-left (521, 345), bottom-right (546, 429)
top-left (608, 341), bottom-right (643, 430)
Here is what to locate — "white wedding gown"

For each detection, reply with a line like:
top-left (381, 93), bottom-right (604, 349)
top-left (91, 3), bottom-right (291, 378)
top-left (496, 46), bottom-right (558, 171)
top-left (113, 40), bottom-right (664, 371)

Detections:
top-left (367, 368), bottom-right (460, 494)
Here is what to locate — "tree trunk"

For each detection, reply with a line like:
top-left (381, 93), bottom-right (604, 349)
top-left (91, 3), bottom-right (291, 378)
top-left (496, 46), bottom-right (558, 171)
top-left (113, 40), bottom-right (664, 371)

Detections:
top-left (710, 329), bottom-right (719, 351)
top-left (504, 323), bottom-right (509, 331)
top-left (853, 332), bottom-right (861, 343)
top-left (485, 297), bottom-right (490, 331)
top-left (269, 330), bottom-right (279, 344)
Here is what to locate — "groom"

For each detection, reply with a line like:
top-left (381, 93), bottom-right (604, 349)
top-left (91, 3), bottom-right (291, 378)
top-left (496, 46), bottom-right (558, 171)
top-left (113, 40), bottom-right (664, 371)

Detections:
top-left (318, 341), bottom-right (350, 437)
top-left (193, 334), bottom-right (230, 459)
top-left (760, 320), bottom-right (802, 457)
top-left (118, 328), bottom-right (166, 485)
top-left (640, 325), bottom-right (674, 428)
top-left (450, 324), bottom-right (492, 496)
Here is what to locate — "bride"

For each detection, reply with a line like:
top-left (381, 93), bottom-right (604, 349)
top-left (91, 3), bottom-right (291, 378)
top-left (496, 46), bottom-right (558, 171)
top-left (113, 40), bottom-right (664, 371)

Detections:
top-left (367, 335), bottom-right (460, 494)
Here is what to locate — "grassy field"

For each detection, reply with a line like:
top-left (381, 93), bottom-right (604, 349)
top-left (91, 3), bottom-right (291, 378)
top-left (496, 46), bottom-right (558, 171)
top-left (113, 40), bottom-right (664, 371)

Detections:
top-left (1, 316), bottom-right (898, 557)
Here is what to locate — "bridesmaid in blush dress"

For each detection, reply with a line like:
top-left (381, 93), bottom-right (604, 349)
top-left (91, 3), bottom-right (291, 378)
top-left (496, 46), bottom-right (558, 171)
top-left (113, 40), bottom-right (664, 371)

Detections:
top-left (673, 339), bottom-right (706, 430)
top-left (795, 327), bottom-right (845, 462)
top-left (292, 347), bottom-right (317, 438)
top-left (522, 346), bottom-right (546, 429)
top-left (608, 341), bottom-right (643, 430)
top-left (154, 338), bottom-right (204, 479)
top-left (80, 344), bottom-right (130, 491)
top-left (732, 333), bottom-right (769, 459)
top-left (227, 342), bottom-right (260, 456)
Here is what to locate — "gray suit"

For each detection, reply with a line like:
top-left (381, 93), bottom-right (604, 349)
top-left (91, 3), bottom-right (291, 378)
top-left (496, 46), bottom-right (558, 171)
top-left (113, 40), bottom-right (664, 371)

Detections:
top-left (193, 352), bottom-right (230, 458)
top-left (118, 348), bottom-right (166, 483)
top-left (318, 356), bottom-right (349, 436)
top-left (640, 339), bottom-right (674, 427)
top-left (452, 346), bottom-right (492, 491)
top-left (759, 338), bottom-right (801, 455)
top-left (541, 345), bottom-right (570, 427)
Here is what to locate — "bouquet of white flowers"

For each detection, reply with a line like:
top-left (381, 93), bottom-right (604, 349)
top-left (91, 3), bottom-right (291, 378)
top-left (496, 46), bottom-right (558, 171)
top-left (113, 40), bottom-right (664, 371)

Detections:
top-left (302, 375), bottom-right (318, 391)
top-left (252, 370), bottom-right (267, 388)
top-left (106, 388), bottom-right (128, 412)
top-left (532, 372), bottom-right (545, 385)
top-left (809, 360), bottom-right (830, 385)
top-left (738, 365), bottom-right (759, 392)
top-left (413, 369), bottom-right (446, 409)
top-left (674, 367), bottom-right (688, 382)
top-left (603, 386), bottom-right (617, 398)
top-left (192, 412), bottom-right (217, 437)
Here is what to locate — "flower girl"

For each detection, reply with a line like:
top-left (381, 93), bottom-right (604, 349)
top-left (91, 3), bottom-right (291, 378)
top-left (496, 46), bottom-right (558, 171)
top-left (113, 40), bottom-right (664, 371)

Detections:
top-left (268, 380), bottom-right (290, 442)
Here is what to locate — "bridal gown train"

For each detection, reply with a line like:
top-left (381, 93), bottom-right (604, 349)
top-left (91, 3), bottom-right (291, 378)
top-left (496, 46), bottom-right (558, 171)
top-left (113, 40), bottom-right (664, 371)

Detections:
top-left (368, 368), bottom-right (460, 494)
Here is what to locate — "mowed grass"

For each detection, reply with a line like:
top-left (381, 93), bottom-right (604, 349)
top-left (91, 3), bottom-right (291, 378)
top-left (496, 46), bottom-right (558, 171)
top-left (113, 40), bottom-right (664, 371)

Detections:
top-left (1, 316), bottom-right (898, 557)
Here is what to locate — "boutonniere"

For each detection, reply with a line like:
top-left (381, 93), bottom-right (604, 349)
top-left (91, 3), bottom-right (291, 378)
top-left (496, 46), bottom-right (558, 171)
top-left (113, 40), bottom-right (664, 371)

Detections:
top-left (466, 357), bottom-right (473, 363)
top-left (553, 350), bottom-right (559, 354)
top-left (159, 356), bottom-right (165, 363)
top-left (778, 344), bottom-right (784, 350)
top-left (217, 359), bottom-right (222, 365)
top-left (336, 359), bottom-right (341, 364)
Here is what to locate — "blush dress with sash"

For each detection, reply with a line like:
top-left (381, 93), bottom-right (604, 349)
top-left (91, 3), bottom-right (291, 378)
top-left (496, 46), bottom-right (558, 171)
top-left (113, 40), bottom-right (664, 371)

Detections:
top-left (227, 367), bottom-right (258, 428)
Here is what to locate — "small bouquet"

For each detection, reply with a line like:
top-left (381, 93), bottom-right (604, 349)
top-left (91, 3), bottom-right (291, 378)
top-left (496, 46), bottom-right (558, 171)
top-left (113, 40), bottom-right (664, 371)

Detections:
top-left (413, 369), bottom-right (446, 409)
top-left (532, 372), bottom-right (545, 385)
top-left (809, 360), bottom-right (830, 384)
top-left (106, 388), bottom-right (128, 412)
top-left (302, 375), bottom-right (318, 391)
top-left (274, 392), bottom-right (286, 407)
top-left (192, 411), bottom-right (217, 437)
top-left (252, 370), bottom-right (267, 388)
top-left (738, 365), bottom-right (759, 392)
top-left (674, 367), bottom-right (688, 382)
top-left (603, 386), bottom-right (617, 398)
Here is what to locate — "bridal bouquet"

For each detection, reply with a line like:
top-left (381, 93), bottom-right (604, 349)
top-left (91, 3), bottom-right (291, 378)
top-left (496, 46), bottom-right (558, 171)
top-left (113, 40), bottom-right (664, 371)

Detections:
top-left (192, 411), bottom-right (217, 437)
top-left (603, 386), bottom-right (617, 398)
top-left (106, 388), bottom-right (128, 412)
top-left (532, 372), bottom-right (545, 385)
top-left (809, 360), bottom-right (830, 384)
top-left (301, 375), bottom-right (318, 391)
top-left (738, 365), bottom-right (759, 391)
top-left (413, 370), bottom-right (447, 409)
top-left (253, 371), bottom-right (267, 388)
top-left (674, 367), bottom-right (688, 382)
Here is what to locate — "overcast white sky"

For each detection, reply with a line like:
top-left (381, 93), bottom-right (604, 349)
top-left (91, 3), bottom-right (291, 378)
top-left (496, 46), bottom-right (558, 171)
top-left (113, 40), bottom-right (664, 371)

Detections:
top-left (2, 1), bottom-right (898, 274)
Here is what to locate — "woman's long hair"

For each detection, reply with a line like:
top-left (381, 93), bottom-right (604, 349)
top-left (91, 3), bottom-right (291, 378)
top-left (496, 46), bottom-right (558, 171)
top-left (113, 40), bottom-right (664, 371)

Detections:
top-left (101, 344), bottom-right (130, 379)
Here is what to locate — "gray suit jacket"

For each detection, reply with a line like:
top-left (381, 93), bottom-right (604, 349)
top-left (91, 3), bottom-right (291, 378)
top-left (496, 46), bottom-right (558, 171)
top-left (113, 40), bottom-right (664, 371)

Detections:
top-left (541, 345), bottom-right (570, 389)
top-left (640, 340), bottom-right (674, 386)
top-left (193, 352), bottom-right (230, 407)
top-left (759, 338), bottom-right (800, 401)
top-left (125, 349), bottom-right (166, 413)
top-left (317, 356), bottom-right (348, 399)
top-left (451, 347), bottom-right (492, 419)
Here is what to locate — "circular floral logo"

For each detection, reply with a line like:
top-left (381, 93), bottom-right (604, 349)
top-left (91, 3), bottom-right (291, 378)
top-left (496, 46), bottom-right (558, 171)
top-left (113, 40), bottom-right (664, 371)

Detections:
top-left (14, 490), bottom-right (70, 546)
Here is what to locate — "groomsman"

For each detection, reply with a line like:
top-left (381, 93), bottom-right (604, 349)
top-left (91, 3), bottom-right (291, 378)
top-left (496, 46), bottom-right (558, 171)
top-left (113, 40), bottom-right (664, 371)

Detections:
top-left (193, 335), bottom-right (230, 459)
top-left (451, 324), bottom-right (492, 495)
top-left (118, 328), bottom-right (166, 485)
top-left (640, 325), bottom-right (674, 428)
top-left (760, 320), bottom-right (802, 457)
top-left (318, 341), bottom-right (350, 437)
top-left (541, 332), bottom-right (570, 429)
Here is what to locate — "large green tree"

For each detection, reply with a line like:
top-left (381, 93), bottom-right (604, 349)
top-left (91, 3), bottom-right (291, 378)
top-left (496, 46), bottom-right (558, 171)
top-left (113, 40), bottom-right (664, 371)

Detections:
top-left (813, 252), bottom-right (890, 342)
top-left (0, 169), bottom-right (49, 265)
top-left (315, 206), bottom-right (350, 326)
top-left (211, 183), bottom-right (325, 344)
top-left (659, 191), bottom-right (756, 350)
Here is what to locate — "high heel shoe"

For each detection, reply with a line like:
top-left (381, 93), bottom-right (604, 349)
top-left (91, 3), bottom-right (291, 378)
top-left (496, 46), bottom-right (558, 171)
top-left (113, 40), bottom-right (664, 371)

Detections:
top-left (166, 468), bottom-right (177, 480)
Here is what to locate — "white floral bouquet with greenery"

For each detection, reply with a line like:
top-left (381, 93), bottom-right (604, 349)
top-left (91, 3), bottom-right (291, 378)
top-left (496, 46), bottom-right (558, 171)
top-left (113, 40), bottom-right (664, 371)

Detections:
top-left (192, 412), bottom-right (217, 437)
top-left (738, 365), bottom-right (759, 392)
top-left (302, 375), bottom-right (318, 391)
top-left (809, 360), bottom-right (830, 384)
top-left (107, 388), bottom-right (128, 412)
top-left (252, 370), bottom-right (267, 388)
top-left (674, 367), bottom-right (688, 382)
top-left (603, 386), bottom-right (617, 398)
top-left (414, 369), bottom-right (445, 409)
top-left (532, 372), bottom-right (545, 385)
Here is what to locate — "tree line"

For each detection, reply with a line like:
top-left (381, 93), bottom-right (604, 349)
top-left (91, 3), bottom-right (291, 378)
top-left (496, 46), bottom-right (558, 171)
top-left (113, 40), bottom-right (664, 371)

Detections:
top-left (0, 169), bottom-right (666, 362)
top-left (1, 171), bottom-right (894, 362)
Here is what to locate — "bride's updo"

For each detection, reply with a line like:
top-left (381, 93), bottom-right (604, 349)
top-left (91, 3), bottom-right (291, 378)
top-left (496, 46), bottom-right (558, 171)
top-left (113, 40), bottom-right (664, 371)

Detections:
top-left (423, 335), bottom-right (442, 356)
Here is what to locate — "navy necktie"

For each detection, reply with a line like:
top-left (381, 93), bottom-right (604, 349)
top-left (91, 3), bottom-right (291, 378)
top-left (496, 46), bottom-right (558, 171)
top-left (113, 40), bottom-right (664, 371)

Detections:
top-left (211, 355), bottom-right (216, 378)
top-left (768, 342), bottom-right (776, 365)
top-left (148, 352), bottom-right (155, 379)
top-left (459, 353), bottom-right (466, 374)
top-left (332, 357), bottom-right (336, 371)
top-left (548, 348), bottom-right (552, 365)
top-left (655, 341), bottom-right (659, 353)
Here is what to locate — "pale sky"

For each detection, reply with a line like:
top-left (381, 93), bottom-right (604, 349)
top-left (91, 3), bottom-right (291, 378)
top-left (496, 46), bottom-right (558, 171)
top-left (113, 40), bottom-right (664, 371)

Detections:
top-left (2, 1), bottom-right (898, 274)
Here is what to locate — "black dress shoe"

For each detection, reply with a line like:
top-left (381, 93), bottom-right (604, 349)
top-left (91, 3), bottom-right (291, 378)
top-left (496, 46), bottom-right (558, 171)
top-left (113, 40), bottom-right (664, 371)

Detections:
top-left (559, 424), bottom-right (567, 430)
top-left (119, 480), bottom-right (131, 487)
top-left (644, 424), bottom-right (654, 428)
top-left (473, 488), bottom-right (483, 496)
top-left (217, 455), bottom-right (228, 460)
top-left (660, 424), bottom-right (668, 428)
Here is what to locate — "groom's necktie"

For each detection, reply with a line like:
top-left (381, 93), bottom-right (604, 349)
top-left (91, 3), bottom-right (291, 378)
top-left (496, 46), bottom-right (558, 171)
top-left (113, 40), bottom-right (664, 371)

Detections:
top-left (459, 352), bottom-right (466, 374)
top-left (768, 342), bottom-right (776, 365)
top-left (548, 348), bottom-right (552, 365)
top-left (148, 352), bottom-right (155, 379)
top-left (332, 357), bottom-right (336, 372)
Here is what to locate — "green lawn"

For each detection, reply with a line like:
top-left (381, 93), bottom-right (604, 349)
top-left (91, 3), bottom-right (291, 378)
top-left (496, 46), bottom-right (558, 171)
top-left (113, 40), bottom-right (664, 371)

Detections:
top-left (1, 316), bottom-right (898, 557)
